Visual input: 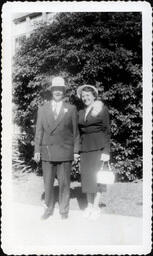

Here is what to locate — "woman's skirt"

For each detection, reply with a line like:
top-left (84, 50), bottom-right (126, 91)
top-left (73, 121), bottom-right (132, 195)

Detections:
top-left (80, 150), bottom-right (106, 193)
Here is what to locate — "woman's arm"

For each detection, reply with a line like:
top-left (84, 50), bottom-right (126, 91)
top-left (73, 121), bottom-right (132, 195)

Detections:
top-left (101, 106), bottom-right (111, 160)
top-left (72, 106), bottom-right (80, 155)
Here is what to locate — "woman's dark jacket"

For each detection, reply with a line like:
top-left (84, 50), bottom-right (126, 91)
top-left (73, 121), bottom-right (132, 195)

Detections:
top-left (78, 104), bottom-right (110, 154)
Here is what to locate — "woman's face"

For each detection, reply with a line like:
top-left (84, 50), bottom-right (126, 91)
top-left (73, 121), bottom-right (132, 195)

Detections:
top-left (81, 90), bottom-right (95, 107)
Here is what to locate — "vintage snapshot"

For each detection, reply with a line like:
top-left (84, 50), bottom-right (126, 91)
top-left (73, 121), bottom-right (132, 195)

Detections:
top-left (1, 1), bottom-right (152, 255)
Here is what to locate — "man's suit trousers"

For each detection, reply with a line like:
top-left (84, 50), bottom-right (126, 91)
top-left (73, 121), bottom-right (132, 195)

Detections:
top-left (42, 161), bottom-right (71, 216)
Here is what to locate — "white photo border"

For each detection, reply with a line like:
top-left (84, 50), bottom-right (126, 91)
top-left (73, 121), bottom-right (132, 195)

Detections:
top-left (2, 1), bottom-right (152, 255)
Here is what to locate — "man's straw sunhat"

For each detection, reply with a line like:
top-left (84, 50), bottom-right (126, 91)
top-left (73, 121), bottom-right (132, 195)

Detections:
top-left (51, 76), bottom-right (66, 89)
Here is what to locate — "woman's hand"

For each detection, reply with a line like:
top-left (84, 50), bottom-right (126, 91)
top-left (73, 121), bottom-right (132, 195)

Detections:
top-left (74, 153), bottom-right (80, 162)
top-left (100, 153), bottom-right (110, 162)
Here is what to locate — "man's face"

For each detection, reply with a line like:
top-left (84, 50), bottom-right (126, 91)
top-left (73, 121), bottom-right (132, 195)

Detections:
top-left (52, 87), bottom-right (65, 102)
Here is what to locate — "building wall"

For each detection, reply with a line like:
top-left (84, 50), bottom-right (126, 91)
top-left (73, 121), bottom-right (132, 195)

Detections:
top-left (12, 12), bottom-right (56, 55)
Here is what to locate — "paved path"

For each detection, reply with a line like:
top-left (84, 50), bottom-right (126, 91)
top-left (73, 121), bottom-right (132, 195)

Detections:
top-left (2, 202), bottom-right (142, 254)
top-left (3, 175), bottom-right (143, 254)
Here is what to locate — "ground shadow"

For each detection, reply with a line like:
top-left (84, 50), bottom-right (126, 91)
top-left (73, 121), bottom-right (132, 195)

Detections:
top-left (41, 185), bottom-right (107, 210)
top-left (41, 185), bottom-right (88, 210)
top-left (70, 186), bottom-right (87, 210)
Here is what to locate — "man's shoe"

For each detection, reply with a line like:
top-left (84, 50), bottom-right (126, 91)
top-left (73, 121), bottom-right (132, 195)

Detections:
top-left (41, 208), bottom-right (53, 220)
top-left (61, 213), bottom-right (68, 220)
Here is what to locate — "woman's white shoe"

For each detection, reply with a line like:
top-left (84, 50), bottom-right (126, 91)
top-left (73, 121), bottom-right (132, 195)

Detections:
top-left (83, 207), bottom-right (92, 218)
top-left (89, 209), bottom-right (101, 220)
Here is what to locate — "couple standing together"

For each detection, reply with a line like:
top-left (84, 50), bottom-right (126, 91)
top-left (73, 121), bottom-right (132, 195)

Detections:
top-left (34, 76), bottom-right (110, 220)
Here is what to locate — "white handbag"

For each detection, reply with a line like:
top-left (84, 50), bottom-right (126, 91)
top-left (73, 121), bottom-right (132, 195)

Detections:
top-left (97, 161), bottom-right (115, 184)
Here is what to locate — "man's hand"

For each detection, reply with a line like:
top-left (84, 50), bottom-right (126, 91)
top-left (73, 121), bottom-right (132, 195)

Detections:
top-left (74, 153), bottom-right (80, 162)
top-left (34, 152), bottom-right (40, 163)
top-left (100, 153), bottom-right (110, 162)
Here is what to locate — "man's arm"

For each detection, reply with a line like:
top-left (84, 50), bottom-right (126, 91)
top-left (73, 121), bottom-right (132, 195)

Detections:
top-left (34, 107), bottom-right (44, 162)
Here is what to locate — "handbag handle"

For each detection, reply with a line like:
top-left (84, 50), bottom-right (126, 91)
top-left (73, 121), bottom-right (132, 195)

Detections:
top-left (101, 161), bottom-right (111, 171)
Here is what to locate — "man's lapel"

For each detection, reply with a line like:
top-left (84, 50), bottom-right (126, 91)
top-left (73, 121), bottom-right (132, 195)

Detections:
top-left (44, 102), bottom-right (55, 127)
top-left (55, 102), bottom-right (65, 124)
top-left (45, 101), bottom-right (67, 134)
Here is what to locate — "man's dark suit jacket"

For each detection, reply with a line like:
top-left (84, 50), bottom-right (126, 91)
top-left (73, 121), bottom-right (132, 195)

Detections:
top-left (34, 101), bottom-right (79, 162)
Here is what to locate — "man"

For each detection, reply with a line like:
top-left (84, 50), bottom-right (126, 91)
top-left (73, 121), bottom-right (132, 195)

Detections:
top-left (34, 76), bottom-right (79, 220)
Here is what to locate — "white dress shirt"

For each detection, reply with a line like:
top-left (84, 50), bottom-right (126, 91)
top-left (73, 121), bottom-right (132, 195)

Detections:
top-left (52, 100), bottom-right (63, 116)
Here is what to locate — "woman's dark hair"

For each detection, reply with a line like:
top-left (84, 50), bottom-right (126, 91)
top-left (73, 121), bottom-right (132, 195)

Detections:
top-left (81, 86), bottom-right (97, 99)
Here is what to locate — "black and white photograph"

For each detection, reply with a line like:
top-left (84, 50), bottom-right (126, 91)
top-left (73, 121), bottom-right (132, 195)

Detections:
top-left (2, 1), bottom-right (152, 255)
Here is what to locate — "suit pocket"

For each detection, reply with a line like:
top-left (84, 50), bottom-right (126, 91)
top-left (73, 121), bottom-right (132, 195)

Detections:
top-left (41, 145), bottom-right (51, 159)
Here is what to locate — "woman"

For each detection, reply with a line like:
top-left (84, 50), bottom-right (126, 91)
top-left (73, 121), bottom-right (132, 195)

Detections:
top-left (77, 84), bottom-right (110, 220)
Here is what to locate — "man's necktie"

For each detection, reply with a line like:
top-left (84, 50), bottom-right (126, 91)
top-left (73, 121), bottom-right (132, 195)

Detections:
top-left (53, 103), bottom-right (58, 119)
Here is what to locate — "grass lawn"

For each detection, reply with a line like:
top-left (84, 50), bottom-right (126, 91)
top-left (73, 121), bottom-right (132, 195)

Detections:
top-left (70, 180), bottom-right (142, 217)
top-left (100, 181), bottom-right (142, 217)
top-left (13, 171), bottom-right (142, 218)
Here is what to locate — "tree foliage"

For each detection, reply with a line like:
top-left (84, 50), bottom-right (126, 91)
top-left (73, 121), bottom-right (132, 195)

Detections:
top-left (13, 12), bottom-right (142, 181)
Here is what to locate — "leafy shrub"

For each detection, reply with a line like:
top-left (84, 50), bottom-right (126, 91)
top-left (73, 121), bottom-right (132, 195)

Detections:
top-left (13, 12), bottom-right (142, 181)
